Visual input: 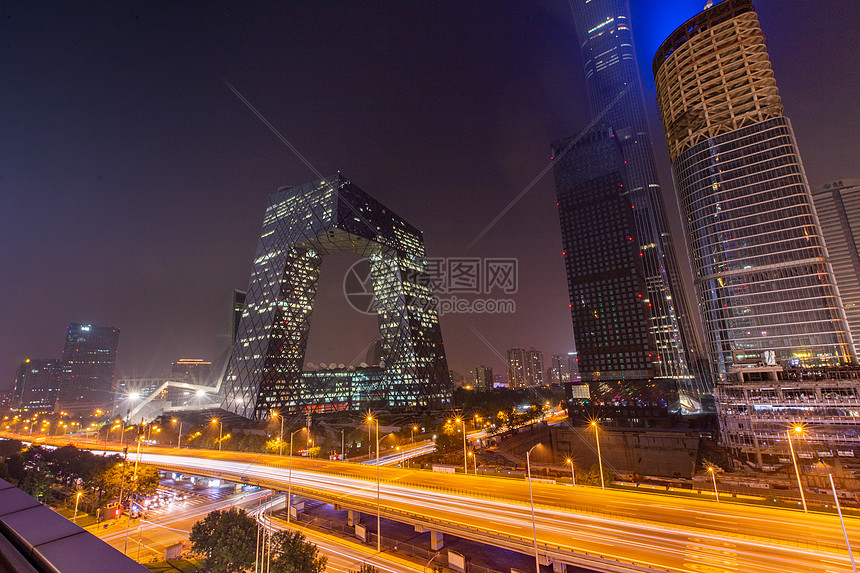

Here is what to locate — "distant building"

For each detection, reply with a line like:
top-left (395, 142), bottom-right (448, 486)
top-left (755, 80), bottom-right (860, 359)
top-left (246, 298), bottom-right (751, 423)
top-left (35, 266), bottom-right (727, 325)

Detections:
top-left (11, 358), bottom-right (61, 414)
top-left (471, 366), bottom-right (493, 391)
top-left (231, 290), bottom-right (246, 343)
top-left (507, 348), bottom-right (544, 388)
top-left (811, 179), bottom-right (860, 358)
top-left (171, 359), bottom-right (212, 381)
top-left (493, 373), bottom-right (506, 388)
top-left (548, 354), bottom-right (576, 385)
top-left (450, 370), bottom-right (466, 389)
top-left (57, 323), bottom-right (120, 414)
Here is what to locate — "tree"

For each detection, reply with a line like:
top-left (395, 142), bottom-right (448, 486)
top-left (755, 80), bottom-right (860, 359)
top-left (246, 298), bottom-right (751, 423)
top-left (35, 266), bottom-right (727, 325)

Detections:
top-left (577, 463), bottom-right (614, 487)
top-left (270, 530), bottom-right (327, 573)
top-left (95, 460), bottom-right (159, 500)
top-left (190, 508), bottom-right (257, 573)
top-left (350, 565), bottom-right (380, 573)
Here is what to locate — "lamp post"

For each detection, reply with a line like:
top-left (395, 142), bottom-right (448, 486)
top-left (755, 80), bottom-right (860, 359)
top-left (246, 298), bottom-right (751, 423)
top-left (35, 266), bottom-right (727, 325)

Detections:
top-left (367, 415), bottom-right (381, 552)
top-left (73, 491), bottom-right (83, 523)
top-left (707, 467), bottom-right (720, 502)
top-left (212, 418), bottom-right (223, 451)
top-left (788, 426), bottom-right (808, 513)
top-left (828, 472), bottom-right (858, 573)
top-left (526, 443), bottom-right (542, 573)
top-left (287, 427), bottom-right (305, 524)
top-left (412, 425), bottom-right (418, 444)
top-left (172, 419), bottom-right (183, 449)
top-left (566, 458), bottom-right (576, 486)
top-left (272, 412), bottom-right (285, 455)
top-left (456, 417), bottom-right (467, 474)
top-left (590, 421), bottom-right (605, 490)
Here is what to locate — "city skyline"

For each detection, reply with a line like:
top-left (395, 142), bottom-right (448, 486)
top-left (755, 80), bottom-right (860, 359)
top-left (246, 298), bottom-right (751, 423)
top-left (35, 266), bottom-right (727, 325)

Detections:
top-left (3, 1), bottom-right (860, 390)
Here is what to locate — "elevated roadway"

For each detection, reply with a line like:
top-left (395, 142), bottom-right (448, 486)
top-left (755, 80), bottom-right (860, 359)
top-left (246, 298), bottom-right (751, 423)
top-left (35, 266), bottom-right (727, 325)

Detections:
top-left (14, 434), bottom-right (860, 573)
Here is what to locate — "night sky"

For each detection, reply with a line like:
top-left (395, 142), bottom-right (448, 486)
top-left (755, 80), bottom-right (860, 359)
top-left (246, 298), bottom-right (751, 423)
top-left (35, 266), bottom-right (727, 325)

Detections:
top-left (3, 1), bottom-right (859, 390)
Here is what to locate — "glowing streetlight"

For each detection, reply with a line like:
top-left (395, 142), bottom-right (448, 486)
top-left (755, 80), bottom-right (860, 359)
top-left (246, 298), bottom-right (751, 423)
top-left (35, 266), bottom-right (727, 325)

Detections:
top-left (591, 421), bottom-right (605, 490)
top-left (73, 491), bottom-right (83, 523)
top-left (272, 411), bottom-right (285, 455)
top-left (787, 425), bottom-right (808, 513)
top-left (566, 458), bottom-right (576, 486)
top-left (526, 443), bottom-right (542, 573)
top-left (172, 418), bottom-right (183, 449)
top-left (455, 417), bottom-right (467, 474)
top-left (211, 418), bottom-right (223, 451)
top-left (287, 427), bottom-right (306, 524)
top-left (707, 467), bottom-right (719, 502)
top-left (367, 414), bottom-right (381, 551)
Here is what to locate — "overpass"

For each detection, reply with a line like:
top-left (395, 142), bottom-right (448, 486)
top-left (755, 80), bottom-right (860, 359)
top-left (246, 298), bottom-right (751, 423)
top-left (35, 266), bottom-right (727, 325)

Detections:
top-left (17, 435), bottom-right (860, 573)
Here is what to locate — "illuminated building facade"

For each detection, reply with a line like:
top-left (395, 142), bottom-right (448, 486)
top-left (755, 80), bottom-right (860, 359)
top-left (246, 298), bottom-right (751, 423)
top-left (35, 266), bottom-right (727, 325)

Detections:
top-left (57, 323), bottom-right (120, 412)
top-left (717, 366), bottom-right (860, 465)
top-left (559, 0), bottom-right (709, 412)
top-left (506, 348), bottom-right (544, 388)
top-left (472, 365), bottom-right (493, 391)
top-left (811, 180), bottom-right (860, 358)
top-left (11, 358), bottom-right (61, 414)
top-left (221, 175), bottom-right (451, 419)
top-left (653, 0), bottom-right (854, 382)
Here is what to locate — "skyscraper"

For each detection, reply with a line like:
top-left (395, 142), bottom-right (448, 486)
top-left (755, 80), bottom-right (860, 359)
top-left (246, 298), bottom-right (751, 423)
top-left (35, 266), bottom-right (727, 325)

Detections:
top-left (11, 358), bottom-right (61, 413)
top-left (57, 323), bottom-right (120, 412)
top-left (653, 0), bottom-right (854, 381)
top-left (812, 179), bottom-right (860, 358)
top-left (221, 175), bottom-right (451, 419)
top-left (555, 0), bottom-right (708, 412)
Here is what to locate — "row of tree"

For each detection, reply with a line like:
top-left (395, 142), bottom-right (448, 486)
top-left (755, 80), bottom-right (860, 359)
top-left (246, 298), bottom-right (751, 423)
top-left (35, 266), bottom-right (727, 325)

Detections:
top-left (0, 439), bottom-right (159, 511)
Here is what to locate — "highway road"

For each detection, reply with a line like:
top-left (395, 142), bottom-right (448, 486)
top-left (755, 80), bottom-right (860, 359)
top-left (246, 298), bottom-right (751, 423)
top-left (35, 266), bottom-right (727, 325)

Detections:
top-left (14, 433), bottom-right (860, 572)
top-left (93, 483), bottom-right (270, 561)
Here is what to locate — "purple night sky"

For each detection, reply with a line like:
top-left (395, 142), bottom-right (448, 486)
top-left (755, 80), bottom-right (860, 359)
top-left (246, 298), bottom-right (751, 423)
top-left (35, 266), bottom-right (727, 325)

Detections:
top-left (2, 1), bottom-right (859, 389)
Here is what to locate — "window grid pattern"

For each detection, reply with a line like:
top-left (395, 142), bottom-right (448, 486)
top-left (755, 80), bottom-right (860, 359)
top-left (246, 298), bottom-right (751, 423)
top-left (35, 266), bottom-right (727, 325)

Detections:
top-left (221, 175), bottom-right (451, 419)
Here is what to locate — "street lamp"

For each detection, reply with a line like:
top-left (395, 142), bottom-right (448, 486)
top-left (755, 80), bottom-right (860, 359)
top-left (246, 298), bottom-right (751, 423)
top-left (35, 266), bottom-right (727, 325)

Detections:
top-left (211, 418), bottom-right (223, 451)
top-left (172, 419), bottom-right (183, 449)
top-left (287, 427), bottom-right (306, 524)
top-left (411, 425), bottom-right (418, 444)
top-left (566, 458), bottom-right (576, 486)
top-left (367, 414), bottom-right (381, 552)
top-left (272, 411), bottom-right (285, 455)
top-left (827, 470), bottom-right (858, 573)
top-left (707, 467), bottom-right (719, 502)
top-left (526, 443), bottom-right (542, 573)
top-left (590, 421), bottom-right (605, 490)
top-left (73, 491), bottom-right (83, 523)
top-left (455, 417), bottom-right (467, 474)
top-left (787, 425), bottom-right (808, 513)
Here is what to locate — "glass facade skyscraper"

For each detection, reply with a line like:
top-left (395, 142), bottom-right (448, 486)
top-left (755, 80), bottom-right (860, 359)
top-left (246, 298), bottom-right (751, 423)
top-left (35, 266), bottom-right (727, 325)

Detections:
top-left (12, 358), bottom-right (61, 413)
top-left (221, 174), bottom-right (451, 419)
top-left (57, 323), bottom-right (121, 411)
top-left (812, 179), bottom-right (860, 358)
top-left (556, 0), bottom-right (708, 412)
top-left (653, 0), bottom-right (855, 381)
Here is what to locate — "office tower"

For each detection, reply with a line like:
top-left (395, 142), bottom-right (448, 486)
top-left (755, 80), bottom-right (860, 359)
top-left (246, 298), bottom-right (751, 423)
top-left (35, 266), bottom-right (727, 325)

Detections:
top-left (472, 365), bottom-right (493, 391)
top-left (812, 180), bottom-right (860, 357)
top-left (506, 348), bottom-right (544, 388)
top-left (559, 0), bottom-right (707, 412)
top-left (653, 0), bottom-right (854, 382)
top-left (57, 323), bottom-right (120, 412)
top-left (221, 174), bottom-right (451, 419)
top-left (11, 358), bottom-right (61, 413)
top-left (230, 290), bottom-right (246, 343)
